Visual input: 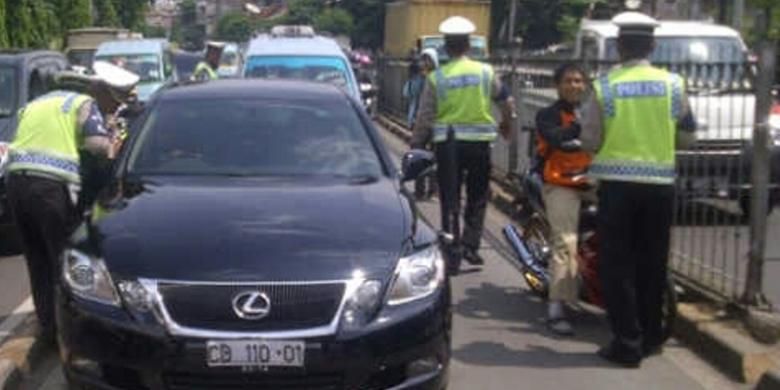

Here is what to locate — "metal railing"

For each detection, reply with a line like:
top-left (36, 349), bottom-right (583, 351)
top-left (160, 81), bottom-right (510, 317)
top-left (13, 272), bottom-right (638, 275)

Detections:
top-left (377, 53), bottom-right (777, 306)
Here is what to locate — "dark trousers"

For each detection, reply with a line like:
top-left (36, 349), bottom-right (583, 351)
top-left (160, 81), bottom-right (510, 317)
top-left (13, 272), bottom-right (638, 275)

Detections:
top-left (597, 181), bottom-right (674, 353)
top-left (7, 173), bottom-right (78, 337)
top-left (434, 140), bottom-right (491, 253)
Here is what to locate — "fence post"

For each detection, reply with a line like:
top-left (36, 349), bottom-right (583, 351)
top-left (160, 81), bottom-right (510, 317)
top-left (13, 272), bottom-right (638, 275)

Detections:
top-left (742, 7), bottom-right (776, 307)
top-left (507, 0), bottom-right (519, 176)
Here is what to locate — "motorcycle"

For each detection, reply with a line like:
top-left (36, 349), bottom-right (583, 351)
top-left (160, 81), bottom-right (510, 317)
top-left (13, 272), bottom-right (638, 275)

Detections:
top-left (360, 81), bottom-right (377, 117)
top-left (502, 169), bottom-right (678, 342)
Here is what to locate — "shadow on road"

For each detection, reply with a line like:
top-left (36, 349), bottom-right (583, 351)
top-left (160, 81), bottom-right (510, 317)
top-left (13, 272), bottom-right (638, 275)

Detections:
top-left (453, 341), bottom-right (610, 369)
top-left (452, 280), bottom-right (613, 368)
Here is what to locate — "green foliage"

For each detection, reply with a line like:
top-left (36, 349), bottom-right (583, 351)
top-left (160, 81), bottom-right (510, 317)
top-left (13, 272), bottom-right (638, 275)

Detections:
top-left (113, 0), bottom-right (147, 30)
top-left (143, 25), bottom-right (168, 39)
top-left (176, 0), bottom-right (204, 51)
top-left (59, 0), bottom-right (91, 31)
top-left (339, 0), bottom-right (383, 49)
top-left (216, 12), bottom-right (252, 43)
top-left (0, 0), bottom-right (9, 47)
top-left (94, 0), bottom-right (120, 27)
top-left (314, 8), bottom-right (354, 36)
top-left (284, 0), bottom-right (321, 25)
top-left (280, 0), bottom-right (382, 48)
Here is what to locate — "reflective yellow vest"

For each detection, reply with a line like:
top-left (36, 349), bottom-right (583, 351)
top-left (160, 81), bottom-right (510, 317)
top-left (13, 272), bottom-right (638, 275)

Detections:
top-left (8, 92), bottom-right (92, 184)
top-left (590, 65), bottom-right (683, 185)
top-left (192, 61), bottom-right (218, 81)
top-left (430, 57), bottom-right (496, 143)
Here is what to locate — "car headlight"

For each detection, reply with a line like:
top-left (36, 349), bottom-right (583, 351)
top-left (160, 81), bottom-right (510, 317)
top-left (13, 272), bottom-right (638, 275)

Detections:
top-left (62, 249), bottom-right (120, 306)
top-left (387, 246), bottom-right (445, 306)
top-left (117, 280), bottom-right (155, 312)
top-left (341, 279), bottom-right (382, 331)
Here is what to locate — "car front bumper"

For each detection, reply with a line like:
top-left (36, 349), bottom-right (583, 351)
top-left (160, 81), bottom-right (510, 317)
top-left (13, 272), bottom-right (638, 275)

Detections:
top-left (56, 283), bottom-right (451, 390)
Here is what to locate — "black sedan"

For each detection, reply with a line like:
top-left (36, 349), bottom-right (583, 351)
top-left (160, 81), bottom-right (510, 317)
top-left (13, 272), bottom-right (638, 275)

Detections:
top-left (57, 80), bottom-right (451, 390)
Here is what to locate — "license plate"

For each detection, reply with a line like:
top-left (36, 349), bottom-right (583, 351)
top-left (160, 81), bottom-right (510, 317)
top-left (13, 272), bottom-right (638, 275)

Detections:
top-left (206, 340), bottom-right (305, 367)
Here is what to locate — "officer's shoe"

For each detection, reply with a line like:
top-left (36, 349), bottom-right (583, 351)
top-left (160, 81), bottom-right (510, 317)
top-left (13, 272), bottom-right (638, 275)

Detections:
top-left (597, 342), bottom-right (642, 368)
top-left (463, 247), bottom-right (485, 265)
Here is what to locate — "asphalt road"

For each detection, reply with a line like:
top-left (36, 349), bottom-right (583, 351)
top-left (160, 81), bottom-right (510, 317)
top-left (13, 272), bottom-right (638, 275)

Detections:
top-left (11, 124), bottom-right (746, 390)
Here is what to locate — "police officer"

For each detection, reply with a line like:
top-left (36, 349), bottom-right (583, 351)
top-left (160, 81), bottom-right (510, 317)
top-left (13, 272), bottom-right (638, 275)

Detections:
top-left (5, 62), bottom-right (139, 343)
top-left (191, 41), bottom-right (225, 81)
top-left (411, 16), bottom-right (516, 273)
top-left (580, 12), bottom-right (696, 367)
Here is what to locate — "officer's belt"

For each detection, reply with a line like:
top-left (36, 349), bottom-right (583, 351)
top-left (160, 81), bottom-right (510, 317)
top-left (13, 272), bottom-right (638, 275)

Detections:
top-left (9, 169), bottom-right (69, 183)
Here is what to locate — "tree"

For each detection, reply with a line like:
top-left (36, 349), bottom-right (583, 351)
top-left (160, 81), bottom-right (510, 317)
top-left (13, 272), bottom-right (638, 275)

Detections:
top-left (59, 0), bottom-right (91, 31)
top-left (216, 12), bottom-right (252, 43)
top-left (0, 0), bottom-right (9, 48)
top-left (314, 8), bottom-right (354, 36)
top-left (94, 0), bottom-right (120, 27)
top-left (176, 0), bottom-right (205, 51)
top-left (113, 0), bottom-right (148, 30)
top-left (143, 25), bottom-right (168, 38)
top-left (339, 0), bottom-right (384, 49)
top-left (284, 0), bottom-right (321, 25)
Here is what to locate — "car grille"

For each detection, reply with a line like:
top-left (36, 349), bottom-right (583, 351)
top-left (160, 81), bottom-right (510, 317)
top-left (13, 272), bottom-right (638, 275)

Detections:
top-left (158, 282), bottom-right (346, 331)
top-left (163, 372), bottom-right (343, 390)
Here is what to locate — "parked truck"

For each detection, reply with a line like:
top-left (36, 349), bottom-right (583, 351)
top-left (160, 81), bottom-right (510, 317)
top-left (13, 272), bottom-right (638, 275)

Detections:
top-left (383, 0), bottom-right (490, 59)
top-left (64, 28), bottom-right (141, 68)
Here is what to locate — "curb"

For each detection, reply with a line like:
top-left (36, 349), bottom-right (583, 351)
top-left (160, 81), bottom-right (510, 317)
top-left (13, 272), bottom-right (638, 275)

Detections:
top-left (675, 303), bottom-right (778, 384)
top-left (376, 114), bottom-right (780, 384)
top-left (0, 314), bottom-right (52, 390)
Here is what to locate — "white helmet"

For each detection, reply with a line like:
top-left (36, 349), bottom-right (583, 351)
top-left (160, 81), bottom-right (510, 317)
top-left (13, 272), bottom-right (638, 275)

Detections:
top-left (612, 12), bottom-right (660, 37)
top-left (439, 16), bottom-right (476, 36)
top-left (92, 61), bottom-right (140, 92)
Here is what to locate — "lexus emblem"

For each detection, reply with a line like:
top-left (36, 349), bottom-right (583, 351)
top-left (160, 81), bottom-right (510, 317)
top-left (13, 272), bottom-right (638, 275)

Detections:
top-left (232, 291), bottom-right (271, 320)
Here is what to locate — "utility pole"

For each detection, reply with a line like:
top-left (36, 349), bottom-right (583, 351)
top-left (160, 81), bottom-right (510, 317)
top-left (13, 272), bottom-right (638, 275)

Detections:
top-left (734, 0), bottom-right (745, 30)
top-left (743, 5), bottom-right (775, 308)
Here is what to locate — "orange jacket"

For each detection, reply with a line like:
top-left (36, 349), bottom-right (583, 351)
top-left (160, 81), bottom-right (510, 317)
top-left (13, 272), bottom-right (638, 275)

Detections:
top-left (535, 104), bottom-right (591, 188)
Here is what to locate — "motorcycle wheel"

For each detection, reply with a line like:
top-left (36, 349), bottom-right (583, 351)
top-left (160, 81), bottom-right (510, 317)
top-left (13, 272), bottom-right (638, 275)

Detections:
top-left (661, 275), bottom-right (679, 342)
top-left (520, 215), bottom-right (551, 298)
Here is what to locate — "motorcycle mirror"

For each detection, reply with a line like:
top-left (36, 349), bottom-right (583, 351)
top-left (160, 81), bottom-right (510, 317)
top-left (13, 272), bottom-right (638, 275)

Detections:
top-left (401, 149), bottom-right (435, 182)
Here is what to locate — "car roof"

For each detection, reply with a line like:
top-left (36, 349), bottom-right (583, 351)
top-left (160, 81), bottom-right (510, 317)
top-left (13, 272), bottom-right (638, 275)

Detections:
top-left (246, 35), bottom-right (347, 58)
top-left (0, 50), bottom-right (66, 65)
top-left (156, 79), bottom-right (352, 102)
top-left (95, 39), bottom-right (169, 56)
top-left (581, 20), bottom-right (743, 40)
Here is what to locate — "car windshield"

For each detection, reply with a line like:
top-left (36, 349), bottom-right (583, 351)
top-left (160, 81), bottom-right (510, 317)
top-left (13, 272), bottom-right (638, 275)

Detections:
top-left (606, 37), bottom-right (748, 87)
top-left (422, 36), bottom-right (488, 61)
top-left (605, 37), bottom-right (745, 63)
top-left (95, 53), bottom-right (161, 82)
top-left (0, 66), bottom-right (17, 118)
top-left (244, 56), bottom-right (351, 90)
top-left (67, 49), bottom-right (95, 67)
top-left (220, 51), bottom-right (239, 67)
top-left (128, 98), bottom-right (383, 178)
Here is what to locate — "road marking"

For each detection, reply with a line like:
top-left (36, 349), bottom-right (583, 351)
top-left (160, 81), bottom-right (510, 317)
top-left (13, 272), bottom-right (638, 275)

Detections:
top-left (0, 297), bottom-right (33, 345)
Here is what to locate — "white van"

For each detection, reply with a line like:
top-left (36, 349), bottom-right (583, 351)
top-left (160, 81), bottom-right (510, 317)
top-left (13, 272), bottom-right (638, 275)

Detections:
top-left (572, 19), bottom-right (778, 213)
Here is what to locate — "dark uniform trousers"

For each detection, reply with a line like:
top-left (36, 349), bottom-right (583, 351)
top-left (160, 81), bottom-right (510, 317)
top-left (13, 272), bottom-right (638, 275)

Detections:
top-left (7, 173), bottom-right (78, 338)
top-left (597, 180), bottom-right (674, 353)
top-left (434, 140), bottom-right (491, 255)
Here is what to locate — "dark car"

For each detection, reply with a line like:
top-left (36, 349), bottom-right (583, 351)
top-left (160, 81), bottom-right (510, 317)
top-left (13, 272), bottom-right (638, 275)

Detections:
top-left (57, 80), bottom-right (451, 390)
top-left (0, 50), bottom-right (69, 254)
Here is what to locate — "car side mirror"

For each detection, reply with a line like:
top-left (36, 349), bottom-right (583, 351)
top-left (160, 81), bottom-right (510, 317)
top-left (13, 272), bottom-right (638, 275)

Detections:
top-left (401, 149), bottom-right (435, 182)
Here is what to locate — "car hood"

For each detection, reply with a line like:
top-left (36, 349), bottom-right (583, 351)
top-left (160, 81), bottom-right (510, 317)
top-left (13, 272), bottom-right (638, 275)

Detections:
top-left (88, 176), bottom-right (412, 282)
